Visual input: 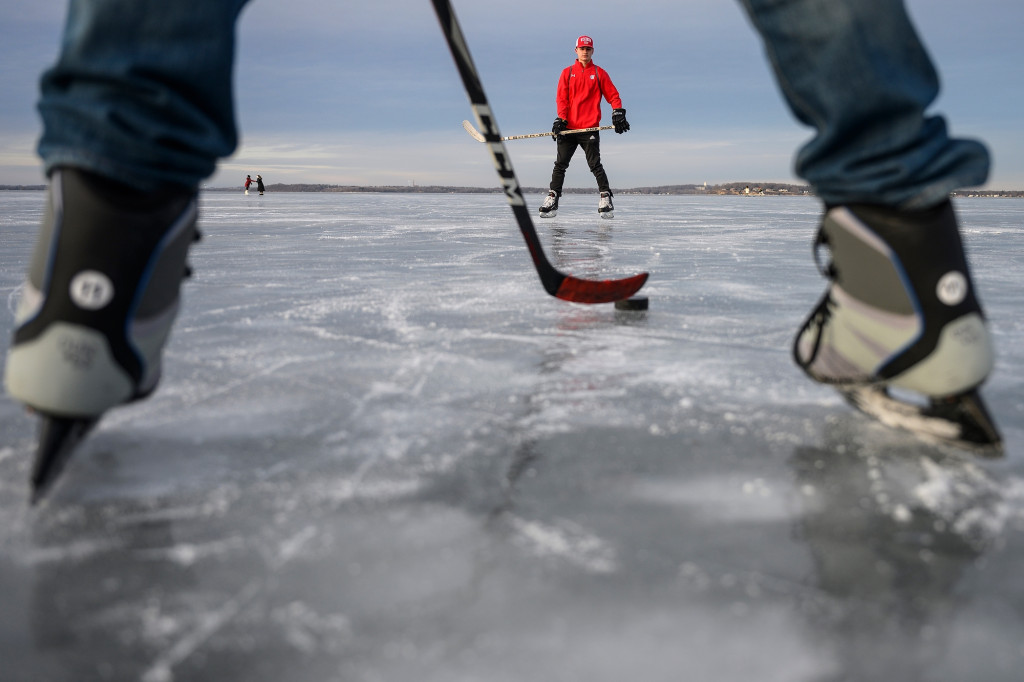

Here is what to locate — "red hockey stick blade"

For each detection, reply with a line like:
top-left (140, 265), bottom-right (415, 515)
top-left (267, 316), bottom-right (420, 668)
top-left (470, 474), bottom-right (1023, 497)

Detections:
top-left (554, 272), bottom-right (649, 304)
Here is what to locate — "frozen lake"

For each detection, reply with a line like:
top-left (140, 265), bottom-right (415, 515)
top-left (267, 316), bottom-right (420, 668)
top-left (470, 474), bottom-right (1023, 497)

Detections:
top-left (1, 190), bottom-right (1023, 681)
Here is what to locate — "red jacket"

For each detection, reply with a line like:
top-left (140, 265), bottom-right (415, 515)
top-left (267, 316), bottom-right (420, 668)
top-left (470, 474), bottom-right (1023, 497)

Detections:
top-left (556, 60), bottom-right (622, 130)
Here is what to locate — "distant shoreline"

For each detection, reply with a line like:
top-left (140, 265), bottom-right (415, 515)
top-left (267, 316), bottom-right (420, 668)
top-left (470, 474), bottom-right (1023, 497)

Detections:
top-left (3, 182), bottom-right (1022, 198)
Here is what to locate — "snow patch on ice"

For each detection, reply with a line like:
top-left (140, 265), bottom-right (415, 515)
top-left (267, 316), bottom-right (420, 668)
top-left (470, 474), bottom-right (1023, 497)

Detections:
top-left (24, 538), bottom-right (121, 565)
top-left (320, 476), bottom-right (424, 506)
top-left (629, 476), bottom-right (792, 523)
top-left (508, 515), bottom-right (618, 574)
top-left (271, 601), bottom-right (352, 654)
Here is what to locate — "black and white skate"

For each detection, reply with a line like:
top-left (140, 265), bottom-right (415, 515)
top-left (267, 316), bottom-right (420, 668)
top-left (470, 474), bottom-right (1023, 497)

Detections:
top-left (840, 386), bottom-right (1002, 456)
top-left (539, 191), bottom-right (559, 218)
top-left (30, 415), bottom-right (98, 504)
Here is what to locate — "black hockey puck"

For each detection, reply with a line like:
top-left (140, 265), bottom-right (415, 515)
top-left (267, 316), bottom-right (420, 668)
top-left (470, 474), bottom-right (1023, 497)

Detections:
top-left (614, 296), bottom-right (649, 311)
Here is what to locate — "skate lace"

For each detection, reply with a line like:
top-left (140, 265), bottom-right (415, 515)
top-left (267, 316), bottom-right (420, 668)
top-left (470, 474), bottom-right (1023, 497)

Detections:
top-left (795, 229), bottom-right (837, 370)
top-left (797, 294), bottom-right (836, 370)
top-left (811, 229), bottom-right (836, 280)
top-left (184, 227), bottom-right (203, 278)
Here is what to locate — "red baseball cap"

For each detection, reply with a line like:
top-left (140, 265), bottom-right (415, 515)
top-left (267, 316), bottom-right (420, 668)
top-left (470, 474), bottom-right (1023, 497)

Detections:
top-left (576, 35), bottom-right (593, 49)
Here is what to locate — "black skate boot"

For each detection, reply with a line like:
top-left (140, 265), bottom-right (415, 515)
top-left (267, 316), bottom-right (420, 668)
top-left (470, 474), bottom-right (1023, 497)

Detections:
top-left (4, 168), bottom-right (200, 501)
top-left (598, 190), bottom-right (614, 218)
top-left (793, 201), bottom-right (1001, 453)
top-left (539, 190), bottom-right (559, 218)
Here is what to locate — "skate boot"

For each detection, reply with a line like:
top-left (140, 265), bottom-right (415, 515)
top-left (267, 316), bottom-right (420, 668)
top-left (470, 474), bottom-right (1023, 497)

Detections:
top-left (539, 190), bottom-right (559, 218)
top-left (598, 190), bottom-right (614, 218)
top-left (793, 201), bottom-right (1001, 453)
top-left (4, 168), bottom-right (200, 501)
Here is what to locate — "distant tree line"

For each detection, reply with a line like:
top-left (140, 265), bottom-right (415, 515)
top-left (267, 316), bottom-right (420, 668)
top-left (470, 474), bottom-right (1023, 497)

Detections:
top-left (201, 182), bottom-right (816, 195)
top-left (5, 183), bottom-right (1023, 197)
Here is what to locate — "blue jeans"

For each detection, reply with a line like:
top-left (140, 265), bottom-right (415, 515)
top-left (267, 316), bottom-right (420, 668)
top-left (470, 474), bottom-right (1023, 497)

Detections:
top-left (37, 0), bottom-right (250, 192)
top-left (737, 0), bottom-right (989, 208)
top-left (38, 0), bottom-right (989, 206)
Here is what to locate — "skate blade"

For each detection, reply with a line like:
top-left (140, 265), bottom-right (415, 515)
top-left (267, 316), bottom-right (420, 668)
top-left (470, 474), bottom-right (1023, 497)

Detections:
top-left (30, 415), bottom-right (99, 504)
top-left (840, 386), bottom-right (1003, 457)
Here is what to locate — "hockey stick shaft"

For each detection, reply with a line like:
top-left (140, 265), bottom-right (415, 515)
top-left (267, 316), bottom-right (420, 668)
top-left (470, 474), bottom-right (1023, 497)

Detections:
top-left (433, 0), bottom-right (647, 304)
top-left (463, 119), bottom-right (615, 142)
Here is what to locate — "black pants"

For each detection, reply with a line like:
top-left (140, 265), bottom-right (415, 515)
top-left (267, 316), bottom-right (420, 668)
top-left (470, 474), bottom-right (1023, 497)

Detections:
top-left (548, 132), bottom-right (610, 195)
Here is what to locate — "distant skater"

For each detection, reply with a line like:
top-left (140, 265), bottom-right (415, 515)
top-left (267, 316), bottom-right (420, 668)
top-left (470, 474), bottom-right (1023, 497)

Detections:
top-left (539, 35), bottom-right (630, 219)
top-left (256, 174), bottom-right (265, 195)
top-left (244, 174), bottom-right (252, 194)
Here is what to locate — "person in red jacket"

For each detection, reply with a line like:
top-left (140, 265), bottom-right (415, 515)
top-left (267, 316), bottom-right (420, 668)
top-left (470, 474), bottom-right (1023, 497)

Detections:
top-left (539, 35), bottom-right (630, 219)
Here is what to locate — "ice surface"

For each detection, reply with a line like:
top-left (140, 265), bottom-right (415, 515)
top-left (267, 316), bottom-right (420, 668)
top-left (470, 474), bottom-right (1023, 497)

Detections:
top-left (1, 191), bottom-right (1023, 681)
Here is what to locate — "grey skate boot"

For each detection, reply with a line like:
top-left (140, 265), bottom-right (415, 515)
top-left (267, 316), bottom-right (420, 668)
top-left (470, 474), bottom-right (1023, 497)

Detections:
top-left (793, 201), bottom-right (1001, 453)
top-left (539, 190), bottom-right (559, 218)
top-left (598, 190), bottom-right (614, 218)
top-left (4, 168), bottom-right (200, 501)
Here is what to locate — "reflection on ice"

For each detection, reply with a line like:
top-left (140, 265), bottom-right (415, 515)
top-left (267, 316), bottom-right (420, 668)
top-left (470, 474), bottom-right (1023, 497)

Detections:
top-left (791, 422), bottom-right (1008, 681)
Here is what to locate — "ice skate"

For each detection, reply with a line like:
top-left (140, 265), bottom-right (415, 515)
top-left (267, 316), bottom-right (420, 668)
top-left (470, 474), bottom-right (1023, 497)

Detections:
top-left (539, 190), bottom-right (559, 218)
top-left (598, 190), bottom-right (614, 218)
top-left (4, 168), bottom-right (200, 501)
top-left (793, 201), bottom-right (1001, 453)
top-left (29, 416), bottom-right (99, 505)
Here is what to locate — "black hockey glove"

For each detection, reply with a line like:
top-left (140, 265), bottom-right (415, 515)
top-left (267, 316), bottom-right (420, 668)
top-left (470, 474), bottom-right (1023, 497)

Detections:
top-left (612, 109), bottom-right (630, 134)
top-left (552, 117), bottom-right (568, 141)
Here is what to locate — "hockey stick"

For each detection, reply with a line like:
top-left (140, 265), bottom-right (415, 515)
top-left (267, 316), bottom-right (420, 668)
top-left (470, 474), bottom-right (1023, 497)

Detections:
top-left (432, 0), bottom-right (647, 304)
top-left (462, 119), bottom-right (615, 143)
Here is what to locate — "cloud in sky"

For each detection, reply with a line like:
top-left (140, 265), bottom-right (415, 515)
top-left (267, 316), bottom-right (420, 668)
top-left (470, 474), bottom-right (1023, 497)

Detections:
top-left (1, 0), bottom-right (1022, 189)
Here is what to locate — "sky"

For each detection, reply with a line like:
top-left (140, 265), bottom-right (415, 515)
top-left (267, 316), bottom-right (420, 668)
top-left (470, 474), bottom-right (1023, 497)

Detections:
top-left (0, 0), bottom-right (1022, 190)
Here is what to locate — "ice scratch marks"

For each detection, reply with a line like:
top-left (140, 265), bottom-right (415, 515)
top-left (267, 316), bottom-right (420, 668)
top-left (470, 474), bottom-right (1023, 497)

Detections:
top-left (271, 601), bottom-right (352, 655)
top-left (486, 445), bottom-right (619, 575)
top-left (6, 282), bottom-right (23, 316)
top-left (140, 524), bottom-right (320, 682)
top-left (275, 524), bottom-right (319, 567)
top-left (141, 579), bottom-right (262, 682)
top-left (103, 352), bottom-right (335, 428)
